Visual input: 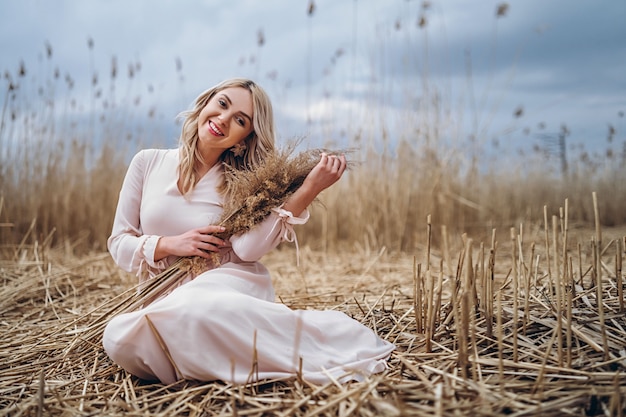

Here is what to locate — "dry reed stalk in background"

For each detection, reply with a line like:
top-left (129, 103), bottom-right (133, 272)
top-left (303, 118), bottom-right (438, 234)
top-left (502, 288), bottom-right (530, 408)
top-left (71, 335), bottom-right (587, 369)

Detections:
top-left (425, 269), bottom-right (435, 352)
top-left (552, 215), bottom-right (563, 366)
top-left (543, 206), bottom-right (553, 305)
top-left (566, 256), bottom-right (573, 368)
top-left (496, 288), bottom-right (504, 394)
top-left (413, 257), bottom-right (422, 334)
top-left (593, 192), bottom-right (610, 361)
top-left (486, 229), bottom-right (496, 339)
top-left (522, 241), bottom-right (534, 336)
top-left (617, 238), bottom-right (623, 312)
top-left (510, 227), bottom-right (519, 363)
top-left (433, 263), bottom-right (444, 340)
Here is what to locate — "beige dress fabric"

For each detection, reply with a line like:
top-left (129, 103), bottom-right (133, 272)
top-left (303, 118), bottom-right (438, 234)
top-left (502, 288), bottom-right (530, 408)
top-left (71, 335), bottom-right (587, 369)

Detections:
top-left (103, 149), bottom-right (395, 385)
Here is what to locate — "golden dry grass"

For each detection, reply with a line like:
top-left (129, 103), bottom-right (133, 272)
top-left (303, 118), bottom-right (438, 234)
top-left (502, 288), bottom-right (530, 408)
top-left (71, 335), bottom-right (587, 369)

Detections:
top-left (2, 212), bottom-right (625, 416)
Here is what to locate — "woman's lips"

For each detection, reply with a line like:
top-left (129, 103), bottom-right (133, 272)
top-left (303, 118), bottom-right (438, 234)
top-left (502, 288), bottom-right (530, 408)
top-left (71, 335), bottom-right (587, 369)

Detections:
top-left (208, 121), bottom-right (224, 136)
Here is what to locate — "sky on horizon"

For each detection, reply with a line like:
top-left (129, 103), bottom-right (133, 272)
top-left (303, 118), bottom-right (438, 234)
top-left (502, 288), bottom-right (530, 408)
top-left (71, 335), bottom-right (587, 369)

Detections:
top-left (1, 0), bottom-right (625, 168)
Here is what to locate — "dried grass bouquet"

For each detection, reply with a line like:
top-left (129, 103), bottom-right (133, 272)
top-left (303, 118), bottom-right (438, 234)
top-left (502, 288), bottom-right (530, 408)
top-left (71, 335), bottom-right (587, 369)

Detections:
top-left (188, 143), bottom-right (339, 272)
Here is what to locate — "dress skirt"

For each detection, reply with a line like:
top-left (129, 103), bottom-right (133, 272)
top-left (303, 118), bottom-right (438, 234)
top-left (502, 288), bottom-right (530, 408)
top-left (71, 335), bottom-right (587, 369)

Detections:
top-left (103, 262), bottom-right (395, 385)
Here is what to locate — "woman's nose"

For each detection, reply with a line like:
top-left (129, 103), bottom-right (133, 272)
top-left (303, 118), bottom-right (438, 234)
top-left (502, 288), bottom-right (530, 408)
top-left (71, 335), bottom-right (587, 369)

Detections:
top-left (217, 111), bottom-right (231, 125)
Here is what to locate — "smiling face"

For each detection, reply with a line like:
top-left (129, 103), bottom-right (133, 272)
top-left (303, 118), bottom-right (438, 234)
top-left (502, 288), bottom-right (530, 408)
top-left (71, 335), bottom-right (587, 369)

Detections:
top-left (197, 87), bottom-right (254, 156)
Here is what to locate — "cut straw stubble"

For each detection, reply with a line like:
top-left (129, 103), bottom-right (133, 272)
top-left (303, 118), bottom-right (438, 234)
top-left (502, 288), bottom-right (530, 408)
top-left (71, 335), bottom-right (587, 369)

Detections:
top-left (3, 206), bottom-right (626, 415)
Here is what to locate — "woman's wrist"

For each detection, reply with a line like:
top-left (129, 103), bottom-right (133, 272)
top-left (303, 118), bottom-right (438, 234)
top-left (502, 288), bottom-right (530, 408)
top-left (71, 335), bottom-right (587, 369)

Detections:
top-left (283, 182), bottom-right (318, 217)
top-left (153, 236), bottom-right (168, 261)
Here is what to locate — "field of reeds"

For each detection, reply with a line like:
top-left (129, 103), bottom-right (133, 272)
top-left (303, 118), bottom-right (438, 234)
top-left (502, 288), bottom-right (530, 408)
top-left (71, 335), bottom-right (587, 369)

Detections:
top-left (2, 7), bottom-right (626, 252)
top-left (2, 6), bottom-right (626, 415)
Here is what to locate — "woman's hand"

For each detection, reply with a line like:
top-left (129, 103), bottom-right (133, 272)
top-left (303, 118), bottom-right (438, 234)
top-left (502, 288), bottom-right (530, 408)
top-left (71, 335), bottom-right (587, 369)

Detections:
top-left (303, 152), bottom-right (347, 195)
top-left (154, 225), bottom-right (230, 261)
top-left (282, 152), bottom-right (347, 217)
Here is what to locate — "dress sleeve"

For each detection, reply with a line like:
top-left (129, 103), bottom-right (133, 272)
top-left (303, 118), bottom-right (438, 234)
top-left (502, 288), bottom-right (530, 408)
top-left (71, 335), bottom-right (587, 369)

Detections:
top-left (107, 150), bottom-right (168, 276)
top-left (229, 206), bottom-right (310, 262)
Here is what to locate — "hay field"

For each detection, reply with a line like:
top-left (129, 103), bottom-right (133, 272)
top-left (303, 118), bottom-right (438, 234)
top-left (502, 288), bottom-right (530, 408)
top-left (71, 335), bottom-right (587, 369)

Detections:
top-left (2, 204), bottom-right (625, 416)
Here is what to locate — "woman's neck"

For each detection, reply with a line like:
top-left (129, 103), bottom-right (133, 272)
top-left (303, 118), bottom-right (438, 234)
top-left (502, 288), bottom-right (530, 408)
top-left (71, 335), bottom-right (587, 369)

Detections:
top-left (197, 143), bottom-right (223, 175)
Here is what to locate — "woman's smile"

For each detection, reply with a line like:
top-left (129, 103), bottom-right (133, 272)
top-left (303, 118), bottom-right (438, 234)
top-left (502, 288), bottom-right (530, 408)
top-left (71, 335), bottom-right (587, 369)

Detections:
top-left (208, 120), bottom-right (224, 136)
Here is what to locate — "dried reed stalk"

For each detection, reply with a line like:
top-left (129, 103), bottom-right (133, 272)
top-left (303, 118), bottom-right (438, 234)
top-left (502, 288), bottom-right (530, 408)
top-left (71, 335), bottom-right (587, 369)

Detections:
top-left (145, 314), bottom-right (183, 379)
top-left (543, 206), bottom-right (553, 304)
top-left (414, 257), bottom-right (422, 334)
top-left (617, 238), bottom-right (623, 313)
top-left (485, 229), bottom-right (496, 339)
top-left (593, 192), bottom-right (610, 361)
top-left (566, 256), bottom-right (573, 368)
top-left (425, 269), bottom-right (435, 352)
top-left (510, 227), bottom-right (519, 363)
top-left (552, 215), bottom-right (563, 366)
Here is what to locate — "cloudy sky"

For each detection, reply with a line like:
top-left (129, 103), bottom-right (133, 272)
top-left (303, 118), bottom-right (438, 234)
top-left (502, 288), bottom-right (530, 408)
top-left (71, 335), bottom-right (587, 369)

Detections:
top-left (1, 0), bottom-right (624, 166)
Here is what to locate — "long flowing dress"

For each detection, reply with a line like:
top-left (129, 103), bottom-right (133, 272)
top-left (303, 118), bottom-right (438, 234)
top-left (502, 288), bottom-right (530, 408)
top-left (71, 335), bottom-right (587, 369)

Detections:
top-left (102, 148), bottom-right (395, 385)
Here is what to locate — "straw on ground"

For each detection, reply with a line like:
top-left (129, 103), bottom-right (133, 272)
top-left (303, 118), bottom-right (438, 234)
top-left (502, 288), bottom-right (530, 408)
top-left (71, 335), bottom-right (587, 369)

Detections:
top-left (1, 203), bottom-right (625, 416)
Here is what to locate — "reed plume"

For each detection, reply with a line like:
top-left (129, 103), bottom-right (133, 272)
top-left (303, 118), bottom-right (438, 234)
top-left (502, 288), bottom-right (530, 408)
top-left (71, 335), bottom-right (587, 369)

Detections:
top-left (218, 145), bottom-right (328, 239)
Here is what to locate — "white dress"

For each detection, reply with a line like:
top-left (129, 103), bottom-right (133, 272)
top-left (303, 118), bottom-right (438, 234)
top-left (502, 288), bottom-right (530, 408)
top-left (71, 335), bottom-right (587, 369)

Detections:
top-left (102, 149), bottom-right (395, 385)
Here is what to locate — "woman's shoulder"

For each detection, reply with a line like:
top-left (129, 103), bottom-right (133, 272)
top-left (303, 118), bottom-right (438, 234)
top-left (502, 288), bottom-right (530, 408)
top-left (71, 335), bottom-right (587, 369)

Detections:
top-left (127, 148), bottom-right (178, 176)
top-left (131, 148), bottom-right (178, 165)
top-left (134, 148), bottom-right (177, 160)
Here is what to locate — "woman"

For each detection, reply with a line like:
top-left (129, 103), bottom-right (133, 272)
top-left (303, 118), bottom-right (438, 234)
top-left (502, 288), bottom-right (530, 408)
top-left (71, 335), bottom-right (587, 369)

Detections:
top-left (103, 78), bottom-right (395, 385)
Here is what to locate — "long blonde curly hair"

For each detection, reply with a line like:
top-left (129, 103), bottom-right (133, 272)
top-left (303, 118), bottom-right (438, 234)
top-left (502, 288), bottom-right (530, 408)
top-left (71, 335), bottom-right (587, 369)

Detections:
top-left (176, 78), bottom-right (275, 196)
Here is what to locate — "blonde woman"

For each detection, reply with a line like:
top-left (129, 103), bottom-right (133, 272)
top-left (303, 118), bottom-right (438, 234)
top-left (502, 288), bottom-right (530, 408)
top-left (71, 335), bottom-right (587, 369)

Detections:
top-left (103, 78), bottom-right (394, 385)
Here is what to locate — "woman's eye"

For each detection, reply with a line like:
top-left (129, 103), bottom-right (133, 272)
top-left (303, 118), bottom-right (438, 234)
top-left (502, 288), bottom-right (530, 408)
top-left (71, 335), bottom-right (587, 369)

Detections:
top-left (236, 117), bottom-right (245, 126)
top-left (218, 99), bottom-right (226, 107)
